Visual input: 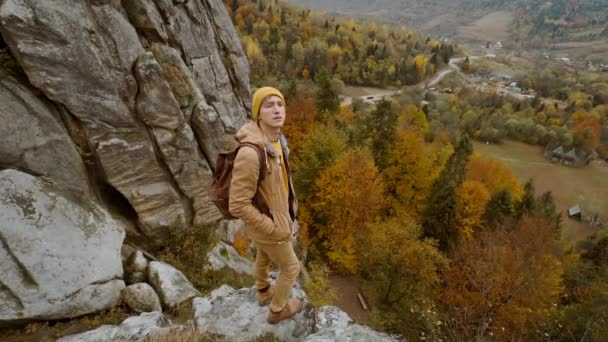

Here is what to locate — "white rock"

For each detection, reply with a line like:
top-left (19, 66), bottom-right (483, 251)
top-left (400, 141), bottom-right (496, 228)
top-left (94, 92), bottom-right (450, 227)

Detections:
top-left (207, 241), bottom-right (255, 275)
top-left (57, 311), bottom-right (169, 342)
top-left (148, 261), bottom-right (201, 309)
top-left (0, 170), bottom-right (125, 325)
top-left (123, 283), bottom-right (162, 313)
top-left (193, 285), bottom-right (312, 342)
top-left (192, 284), bottom-right (397, 342)
top-left (306, 306), bottom-right (399, 341)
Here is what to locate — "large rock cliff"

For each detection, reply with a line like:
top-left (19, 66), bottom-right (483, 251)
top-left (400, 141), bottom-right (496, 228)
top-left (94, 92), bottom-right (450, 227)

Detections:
top-left (0, 0), bottom-right (250, 326)
top-left (0, 0), bottom-right (250, 240)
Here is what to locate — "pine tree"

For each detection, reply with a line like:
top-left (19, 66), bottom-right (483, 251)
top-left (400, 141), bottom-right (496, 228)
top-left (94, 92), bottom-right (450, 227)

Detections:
top-left (515, 180), bottom-right (537, 218)
top-left (231, 0), bottom-right (239, 18)
top-left (315, 68), bottom-right (340, 116)
top-left (482, 190), bottom-right (515, 229)
top-left (368, 99), bottom-right (398, 169)
top-left (422, 135), bottom-right (472, 251)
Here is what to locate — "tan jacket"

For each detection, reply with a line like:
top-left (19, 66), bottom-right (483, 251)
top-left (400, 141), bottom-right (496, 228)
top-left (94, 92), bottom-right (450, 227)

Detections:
top-left (229, 121), bottom-right (298, 245)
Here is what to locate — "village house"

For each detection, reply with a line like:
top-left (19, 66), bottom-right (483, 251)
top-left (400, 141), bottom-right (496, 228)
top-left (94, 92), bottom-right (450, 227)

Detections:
top-left (549, 145), bottom-right (598, 167)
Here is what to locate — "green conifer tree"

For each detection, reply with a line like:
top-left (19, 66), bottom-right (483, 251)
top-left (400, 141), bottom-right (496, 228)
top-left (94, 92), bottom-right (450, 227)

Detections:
top-left (315, 68), bottom-right (340, 115)
top-left (422, 135), bottom-right (472, 251)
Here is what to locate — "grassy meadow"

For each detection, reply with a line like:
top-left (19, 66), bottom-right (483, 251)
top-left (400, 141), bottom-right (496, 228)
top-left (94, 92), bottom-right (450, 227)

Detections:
top-left (473, 140), bottom-right (608, 242)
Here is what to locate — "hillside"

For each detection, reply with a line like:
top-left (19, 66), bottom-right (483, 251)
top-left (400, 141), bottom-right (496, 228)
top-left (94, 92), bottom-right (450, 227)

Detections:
top-left (224, 0), bottom-right (459, 89)
top-left (288, 0), bottom-right (608, 59)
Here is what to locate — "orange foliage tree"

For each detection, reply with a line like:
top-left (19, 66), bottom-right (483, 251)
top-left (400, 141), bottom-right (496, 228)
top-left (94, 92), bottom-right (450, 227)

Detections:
top-left (283, 94), bottom-right (318, 155)
top-left (439, 216), bottom-right (564, 340)
top-left (573, 117), bottom-right (601, 150)
top-left (466, 154), bottom-right (523, 199)
top-left (311, 149), bottom-right (386, 273)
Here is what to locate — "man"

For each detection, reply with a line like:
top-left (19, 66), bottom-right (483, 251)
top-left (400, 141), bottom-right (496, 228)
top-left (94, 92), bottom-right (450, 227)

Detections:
top-left (229, 87), bottom-right (302, 324)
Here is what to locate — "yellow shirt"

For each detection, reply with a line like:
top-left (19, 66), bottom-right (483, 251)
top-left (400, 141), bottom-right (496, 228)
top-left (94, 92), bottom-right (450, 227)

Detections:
top-left (271, 140), bottom-right (289, 196)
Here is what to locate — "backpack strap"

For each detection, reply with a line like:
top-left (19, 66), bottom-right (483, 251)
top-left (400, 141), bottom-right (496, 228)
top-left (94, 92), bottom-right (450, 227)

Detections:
top-left (237, 142), bottom-right (267, 185)
top-left (235, 142), bottom-right (272, 218)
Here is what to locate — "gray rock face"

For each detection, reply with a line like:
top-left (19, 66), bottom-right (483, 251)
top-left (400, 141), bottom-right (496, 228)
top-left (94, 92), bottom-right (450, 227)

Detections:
top-left (0, 0), bottom-right (251, 240)
top-left (134, 52), bottom-right (222, 227)
top-left (193, 285), bottom-right (398, 342)
top-left (148, 261), bottom-right (201, 310)
top-left (123, 283), bottom-right (162, 314)
top-left (0, 0), bottom-right (186, 239)
top-left (57, 311), bottom-right (169, 342)
top-left (0, 170), bottom-right (125, 325)
top-left (0, 69), bottom-right (91, 199)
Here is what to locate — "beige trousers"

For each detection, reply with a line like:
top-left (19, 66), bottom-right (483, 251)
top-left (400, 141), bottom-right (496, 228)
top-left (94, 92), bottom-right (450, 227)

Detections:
top-left (255, 242), bottom-right (301, 312)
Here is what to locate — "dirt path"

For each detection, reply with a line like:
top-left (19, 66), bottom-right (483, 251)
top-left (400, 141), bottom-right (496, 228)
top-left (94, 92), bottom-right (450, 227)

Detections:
top-left (327, 273), bottom-right (371, 325)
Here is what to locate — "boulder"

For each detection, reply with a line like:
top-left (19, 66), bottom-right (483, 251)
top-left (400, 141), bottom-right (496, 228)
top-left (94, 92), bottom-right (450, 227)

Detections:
top-left (207, 241), bottom-right (254, 276)
top-left (0, 170), bottom-right (125, 325)
top-left (214, 219), bottom-right (246, 245)
top-left (193, 285), bottom-right (398, 342)
top-left (306, 306), bottom-right (399, 342)
top-left (193, 285), bottom-right (312, 341)
top-left (148, 261), bottom-right (201, 310)
top-left (123, 283), bottom-right (162, 314)
top-left (57, 311), bottom-right (169, 342)
top-left (124, 251), bottom-right (149, 285)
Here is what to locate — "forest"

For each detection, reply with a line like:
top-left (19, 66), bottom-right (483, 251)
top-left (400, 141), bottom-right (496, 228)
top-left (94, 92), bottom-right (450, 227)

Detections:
top-left (223, 0), bottom-right (457, 88)
top-left (221, 1), bottom-right (608, 340)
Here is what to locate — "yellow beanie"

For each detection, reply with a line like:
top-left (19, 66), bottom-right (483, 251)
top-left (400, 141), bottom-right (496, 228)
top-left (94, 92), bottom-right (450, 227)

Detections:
top-left (251, 87), bottom-right (285, 120)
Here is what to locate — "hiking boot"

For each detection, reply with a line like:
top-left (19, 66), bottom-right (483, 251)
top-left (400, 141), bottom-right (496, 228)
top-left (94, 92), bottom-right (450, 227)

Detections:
top-left (258, 285), bottom-right (275, 306)
top-left (267, 298), bottom-right (303, 325)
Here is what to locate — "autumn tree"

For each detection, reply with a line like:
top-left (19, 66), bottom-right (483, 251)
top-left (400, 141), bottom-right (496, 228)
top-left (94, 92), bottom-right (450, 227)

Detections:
top-left (439, 216), bottom-right (564, 341)
top-left (456, 180), bottom-right (491, 239)
top-left (384, 128), bottom-right (447, 219)
top-left (311, 149), bottom-right (386, 273)
top-left (293, 123), bottom-right (347, 200)
top-left (282, 94), bottom-right (318, 154)
top-left (465, 154), bottom-right (523, 199)
top-left (397, 104), bottom-right (429, 133)
top-left (360, 216), bottom-right (447, 337)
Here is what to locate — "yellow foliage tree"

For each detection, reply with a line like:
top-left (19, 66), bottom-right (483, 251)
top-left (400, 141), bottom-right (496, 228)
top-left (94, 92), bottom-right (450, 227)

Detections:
top-left (414, 54), bottom-right (430, 81)
top-left (398, 104), bottom-right (429, 133)
top-left (384, 128), bottom-right (447, 220)
top-left (456, 180), bottom-right (491, 239)
top-left (312, 149), bottom-right (386, 274)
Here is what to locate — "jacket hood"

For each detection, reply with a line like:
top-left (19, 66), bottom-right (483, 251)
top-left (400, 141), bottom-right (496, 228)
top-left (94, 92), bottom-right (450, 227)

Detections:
top-left (235, 121), bottom-right (265, 146)
top-left (235, 121), bottom-right (290, 159)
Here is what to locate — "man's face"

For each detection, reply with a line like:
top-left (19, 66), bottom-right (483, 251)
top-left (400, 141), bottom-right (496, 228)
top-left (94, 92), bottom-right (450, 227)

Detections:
top-left (258, 95), bottom-right (286, 129)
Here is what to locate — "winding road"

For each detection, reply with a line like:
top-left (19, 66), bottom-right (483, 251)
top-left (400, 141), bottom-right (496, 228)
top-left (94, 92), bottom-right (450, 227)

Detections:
top-left (340, 55), bottom-right (491, 105)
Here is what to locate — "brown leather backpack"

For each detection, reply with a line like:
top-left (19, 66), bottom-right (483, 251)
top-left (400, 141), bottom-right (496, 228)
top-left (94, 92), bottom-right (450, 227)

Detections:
top-left (209, 142), bottom-right (272, 219)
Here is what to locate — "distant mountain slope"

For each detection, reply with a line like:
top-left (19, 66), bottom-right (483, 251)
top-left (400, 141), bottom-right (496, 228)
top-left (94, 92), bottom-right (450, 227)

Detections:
top-left (288, 0), bottom-right (608, 57)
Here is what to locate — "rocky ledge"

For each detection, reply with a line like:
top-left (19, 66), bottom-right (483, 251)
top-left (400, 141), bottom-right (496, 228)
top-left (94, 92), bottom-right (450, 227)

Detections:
top-left (60, 284), bottom-right (398, 342)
